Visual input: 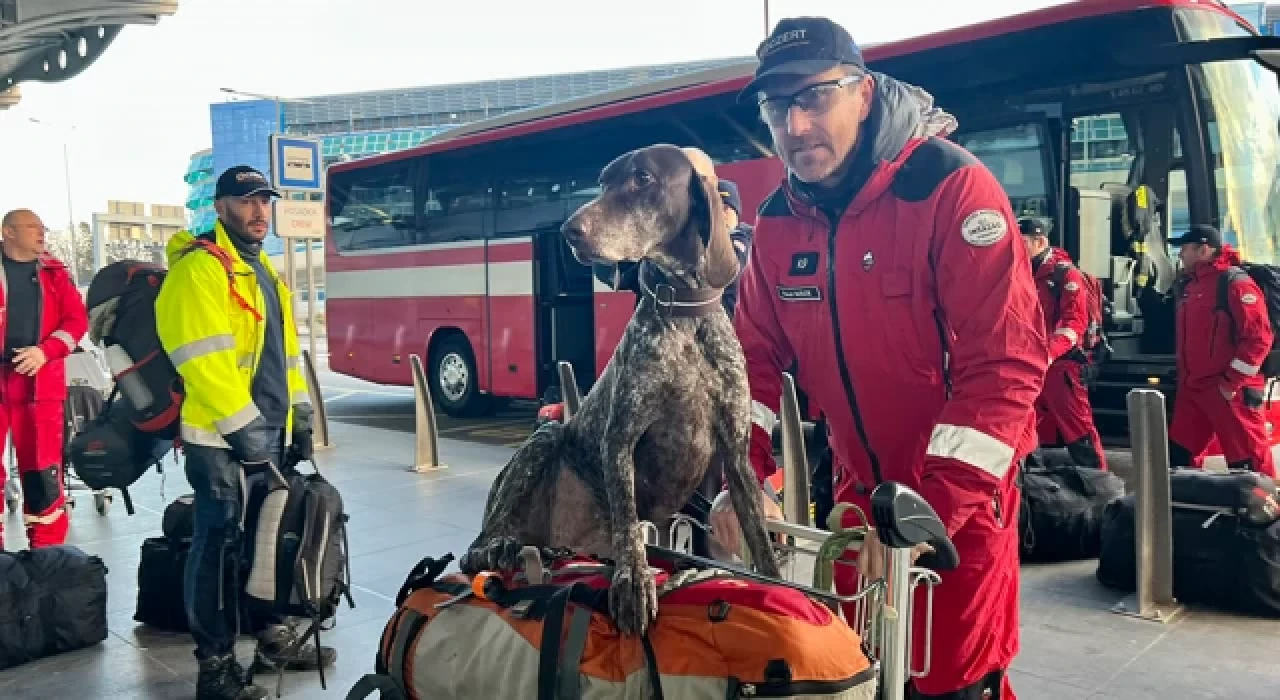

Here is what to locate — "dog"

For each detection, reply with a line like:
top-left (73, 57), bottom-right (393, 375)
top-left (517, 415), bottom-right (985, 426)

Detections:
top-left (459, 144), bottom-right (782, 636)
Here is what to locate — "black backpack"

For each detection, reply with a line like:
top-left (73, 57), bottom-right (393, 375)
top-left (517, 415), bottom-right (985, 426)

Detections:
top-left (241, 462), bottom-right (355, 693)
top-left (1215, 262), bottom-right (1280, 378)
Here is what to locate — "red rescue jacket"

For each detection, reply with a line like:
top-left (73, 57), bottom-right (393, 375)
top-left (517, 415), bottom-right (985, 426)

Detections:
top-left (0, 253), bottom-right (88, 401)
top-left (1033, 247), bottom-right (1090, 364)
top-left (735, 82), bottom-right (1049, 539)
top-left (1175, 246), bottom-right (1272, 393)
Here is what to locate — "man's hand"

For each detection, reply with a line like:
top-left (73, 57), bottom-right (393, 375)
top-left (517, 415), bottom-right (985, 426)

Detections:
top-left (856, 528), bottom-right (935, 582)
top-left (12, 346), bottom-right (48, 376)
top-left (708, 485), bottom-right (784, 562)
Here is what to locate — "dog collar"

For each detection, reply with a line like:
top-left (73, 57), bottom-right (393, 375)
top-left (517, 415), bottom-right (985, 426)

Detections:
top-left (638, 261), bottom-right (723, 318)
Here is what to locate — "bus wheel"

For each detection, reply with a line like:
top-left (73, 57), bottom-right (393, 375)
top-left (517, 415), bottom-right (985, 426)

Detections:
top-left (429, 335), bottom-right (490, 418)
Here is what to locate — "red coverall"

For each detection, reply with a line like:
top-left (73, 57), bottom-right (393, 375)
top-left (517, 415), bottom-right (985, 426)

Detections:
top-left (0, 253), bottom-right (87, 548)
top-left (1169, 247), bottom-right (1276, 477)
top-left (1032, 249), bottom-right (1108, 470)
top-left (735, 110), bottom-right (1047, 696)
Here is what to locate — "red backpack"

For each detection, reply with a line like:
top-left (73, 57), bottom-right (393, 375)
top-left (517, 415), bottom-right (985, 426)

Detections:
top-left (1051, 261), bottom-right (1112, 365)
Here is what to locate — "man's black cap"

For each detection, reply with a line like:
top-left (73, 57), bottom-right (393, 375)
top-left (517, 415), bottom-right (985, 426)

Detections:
top-left (738, 17), bottom-right (867, 103)
top-left (1018, 216), bottom-right (1051, 237)
top-left (717, 179), bottom-right (742, 217)
top-left (1170, 224), bottom-right (1223, 248)
top-left (215, 165), bottom-right (281, 200)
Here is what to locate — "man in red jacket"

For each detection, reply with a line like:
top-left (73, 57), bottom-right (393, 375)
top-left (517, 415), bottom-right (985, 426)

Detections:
top-left (1020, 217), bottom-right (1107, 470)
top-left (1169, 224), bottom-right (1276, 477)
top-left (733, 18), bottom-right (1047, 699)
top-left (0, 209), bottom-right (88, 549)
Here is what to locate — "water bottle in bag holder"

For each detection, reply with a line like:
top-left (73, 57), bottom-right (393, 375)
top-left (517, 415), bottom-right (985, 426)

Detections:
top-left (104, 343), bottom-right (155, 414)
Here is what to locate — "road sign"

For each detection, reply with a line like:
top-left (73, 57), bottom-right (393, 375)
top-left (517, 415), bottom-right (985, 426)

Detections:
top-left (274, 199), bottom-right (326, 239)
top-left (269, 134), bottom-right (323, 191)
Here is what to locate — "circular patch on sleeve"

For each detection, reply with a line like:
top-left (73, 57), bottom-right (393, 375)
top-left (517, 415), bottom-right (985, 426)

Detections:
top-left (1065, 281), bottom-right (1080, 292)
top-left (1242, 292), bottom-right (1259, 305)
top-left (961, 210), bottom-right (1008, 247)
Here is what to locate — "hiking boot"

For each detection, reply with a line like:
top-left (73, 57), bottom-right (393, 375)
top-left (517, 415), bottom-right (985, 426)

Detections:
top-left (197, 654), bottom-right (268, 700)
top-left (252, 622), bottom-right (338, 672)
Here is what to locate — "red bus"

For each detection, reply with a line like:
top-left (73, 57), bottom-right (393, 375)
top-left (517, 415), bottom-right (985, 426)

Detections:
top-left (325, 0), bottom-right (1280, 444)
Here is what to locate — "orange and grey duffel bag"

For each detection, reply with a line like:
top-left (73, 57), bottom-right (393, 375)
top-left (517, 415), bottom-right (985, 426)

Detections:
top-left (345, 548), bottom-right (878, 699)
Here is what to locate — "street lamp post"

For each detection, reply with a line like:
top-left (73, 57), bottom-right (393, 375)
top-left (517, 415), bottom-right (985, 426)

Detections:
top-left (29, 118), bottom-right (78, 285)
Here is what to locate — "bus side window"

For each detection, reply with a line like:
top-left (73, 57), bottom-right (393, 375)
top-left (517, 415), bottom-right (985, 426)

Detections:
top-left (328, 159), bottom-right (421, 252)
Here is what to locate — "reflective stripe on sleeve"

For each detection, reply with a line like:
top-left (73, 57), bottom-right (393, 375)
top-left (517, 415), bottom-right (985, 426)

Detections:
top-left (752, 400), bottom-right (778, 435)
top-left (181, 423), bottom-right (230, 449)
top-left (51, 330), bottom-right (77, 352)
top-left (925, 424), bottom-right (1015, 479)
top-left (213, 402), bottom-right (262, 435)
top-left (291, 390), bottom-right (311, 405)
top-left (1053, 327), bottom-right (1079, 344)
top-left (169, 334), bottom-right (236, 369)
top-left (1231, 358), bottom-right (1261, 377)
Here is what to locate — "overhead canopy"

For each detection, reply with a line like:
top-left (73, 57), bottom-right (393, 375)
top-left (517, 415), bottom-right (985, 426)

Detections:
top-left (0, 0), bottom-right (178, 109)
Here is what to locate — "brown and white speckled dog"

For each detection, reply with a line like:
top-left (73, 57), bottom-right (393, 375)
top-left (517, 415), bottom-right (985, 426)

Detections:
top-left (459, 144), bottom-right (781, 636)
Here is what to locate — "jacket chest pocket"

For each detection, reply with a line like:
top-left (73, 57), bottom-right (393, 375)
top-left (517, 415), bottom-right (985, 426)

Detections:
top-left (872, 271), bottom-right (938, 381)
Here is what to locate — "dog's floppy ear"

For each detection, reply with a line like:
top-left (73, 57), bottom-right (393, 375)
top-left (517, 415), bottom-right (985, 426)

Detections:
top-left (684, 159), bottom-right (739, 290)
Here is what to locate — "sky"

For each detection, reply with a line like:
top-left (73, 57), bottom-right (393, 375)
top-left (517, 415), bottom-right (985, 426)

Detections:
top-left (0, 0), bottom-right (1071, 231)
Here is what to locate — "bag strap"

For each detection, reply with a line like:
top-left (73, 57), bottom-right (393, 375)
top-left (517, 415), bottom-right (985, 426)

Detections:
top-left (345, 674), bottom-right (408, 700)
top-left (396, 553), bottom-right (455, 607)
top-left (182, 239), bottom-right (264, 322)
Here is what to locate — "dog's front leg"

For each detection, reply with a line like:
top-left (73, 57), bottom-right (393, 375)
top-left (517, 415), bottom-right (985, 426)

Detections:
top-left (599, 398), bottom-right (659, 637)
top-left (716, 420), bottom-right (783, 578)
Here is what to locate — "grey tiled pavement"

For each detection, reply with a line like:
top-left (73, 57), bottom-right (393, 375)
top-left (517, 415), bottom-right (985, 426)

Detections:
top-left (1, 418), bottom-right (1278, 699)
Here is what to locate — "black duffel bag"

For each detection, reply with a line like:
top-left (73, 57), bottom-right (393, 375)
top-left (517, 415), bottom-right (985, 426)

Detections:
top-left (135, 537), bottom-right (190, 633)
top-left (1019, 463), bottom-right (1126, 561)
top-left (0, 546), bottom-right (109, 671)
top-left (1097, 469), bottom-right (1280, 617)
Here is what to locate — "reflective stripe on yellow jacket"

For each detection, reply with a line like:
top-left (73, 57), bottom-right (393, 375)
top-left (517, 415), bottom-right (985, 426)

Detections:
top-left (156, 221), bottom-right (310, 449)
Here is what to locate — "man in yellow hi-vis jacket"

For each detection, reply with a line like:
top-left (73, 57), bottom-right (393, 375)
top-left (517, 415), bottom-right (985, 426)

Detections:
top-left (156, 165), bottom-right (331, 700)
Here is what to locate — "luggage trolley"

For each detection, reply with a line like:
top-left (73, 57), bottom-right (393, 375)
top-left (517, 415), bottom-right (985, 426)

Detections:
top-left (657, 482), bottom-right (957, 700)
top-left (4, 343), bottom-right (115, 519)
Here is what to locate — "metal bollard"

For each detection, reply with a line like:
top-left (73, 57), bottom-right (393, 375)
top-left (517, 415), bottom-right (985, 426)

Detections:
top-left (557, 361), bottom-right (583, 422)
top-left (409, 353), bottom-right (447, 473)
top-left (300, 349), bottom-right (332, 450)
top-left (780, 372), bottom-right (812, 526)
top-left (1114, 388), bottom-right (1183, 623)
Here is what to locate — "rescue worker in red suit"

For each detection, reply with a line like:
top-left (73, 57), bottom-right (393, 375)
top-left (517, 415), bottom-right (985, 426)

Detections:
top-left (0, 209), bottom-right (88, 549)
top-left (1168, 224), bottom-right (1276, 477)
top-left (732, 18), bottom-right (1047, 699)
top-left (1020, 217), bottom-right (1108, 470)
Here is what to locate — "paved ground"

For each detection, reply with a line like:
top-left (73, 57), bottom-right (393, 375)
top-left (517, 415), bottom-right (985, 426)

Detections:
top-left (0, 355), bottom-right (1277, 698)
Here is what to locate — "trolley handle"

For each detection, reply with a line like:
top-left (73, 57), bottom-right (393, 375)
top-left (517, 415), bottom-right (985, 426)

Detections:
top-left (869, 482), bottom-right (959, 572)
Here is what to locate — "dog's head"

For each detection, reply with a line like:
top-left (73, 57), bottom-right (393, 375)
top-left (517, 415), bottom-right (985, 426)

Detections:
top-left (561, 144), bottom-right (739, 289)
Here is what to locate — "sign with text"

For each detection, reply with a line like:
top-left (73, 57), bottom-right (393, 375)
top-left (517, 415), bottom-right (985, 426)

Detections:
top-left (269, 134), bottom-right (323, 192)
top-left (274, 199), bottom-right (326, 239)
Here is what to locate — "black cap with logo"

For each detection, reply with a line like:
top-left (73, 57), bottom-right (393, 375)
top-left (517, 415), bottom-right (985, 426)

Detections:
top-left (738, 17), bottom-right (867, 103)
top-left (1018, 216), bottom-right (1052, 238)
top-left (215, 165), bottom-right (282, 200)
top-left (1170, 223), bottom-right (1224, 248)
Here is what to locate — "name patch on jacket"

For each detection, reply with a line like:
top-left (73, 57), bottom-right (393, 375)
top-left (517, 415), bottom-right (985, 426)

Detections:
top-left (789, 252), bottom-right (819, 276)
top-left (778, 285), bottom-right (822, 301)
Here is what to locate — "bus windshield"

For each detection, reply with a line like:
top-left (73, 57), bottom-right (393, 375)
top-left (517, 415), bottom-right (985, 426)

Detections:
top-left (1180, 8), bottom-right (1280, 263)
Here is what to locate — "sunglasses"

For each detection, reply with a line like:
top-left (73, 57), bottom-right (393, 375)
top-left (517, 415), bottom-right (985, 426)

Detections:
top-left (757, 74), bottom-right (862, 126)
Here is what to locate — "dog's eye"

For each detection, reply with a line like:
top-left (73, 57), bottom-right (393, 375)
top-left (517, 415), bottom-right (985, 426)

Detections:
top-left (633, 170), bottom-right (654, 186)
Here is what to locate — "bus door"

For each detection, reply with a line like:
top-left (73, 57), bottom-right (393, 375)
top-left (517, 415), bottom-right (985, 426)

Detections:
top-left (527, 175), bottom-right (596, 402)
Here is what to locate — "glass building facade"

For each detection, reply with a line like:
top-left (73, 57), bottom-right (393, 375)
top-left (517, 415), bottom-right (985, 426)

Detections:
top-left (186, 57), bottom-right (746, 257)
top-left (184, 149), bottom-right (215, 235)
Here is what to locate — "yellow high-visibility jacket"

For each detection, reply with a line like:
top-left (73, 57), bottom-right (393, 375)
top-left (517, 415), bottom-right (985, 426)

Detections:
top-left (156, 221), bottom-right (310, 450)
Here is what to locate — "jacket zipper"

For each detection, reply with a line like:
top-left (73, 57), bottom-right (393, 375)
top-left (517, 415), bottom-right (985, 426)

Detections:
top-left (825, 218), bottom-right (884, 486)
